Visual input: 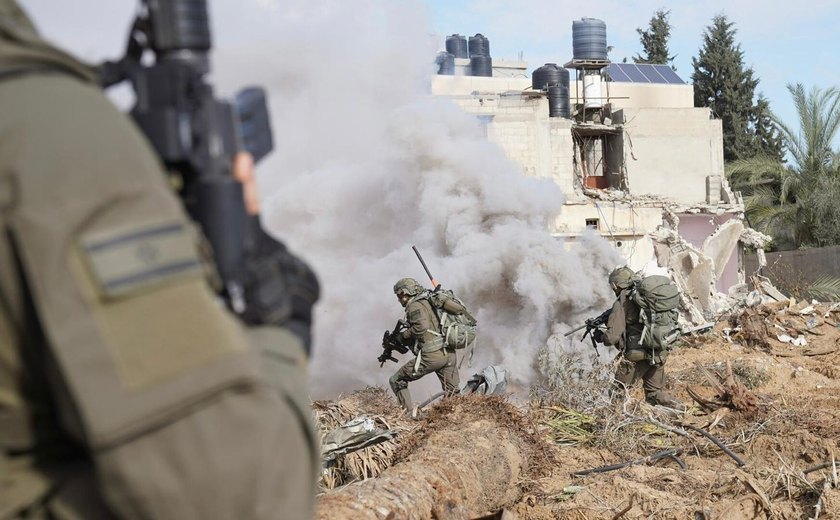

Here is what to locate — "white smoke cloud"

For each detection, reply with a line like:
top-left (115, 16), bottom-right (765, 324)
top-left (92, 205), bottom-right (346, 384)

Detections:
top-left (210, 0), bottom-right (623, 398)
top-left (18, 0), bottom-right (625, 398)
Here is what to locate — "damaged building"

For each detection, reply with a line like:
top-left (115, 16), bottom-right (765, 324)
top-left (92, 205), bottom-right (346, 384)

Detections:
top-left (431, 26), bottom-right (769, 324)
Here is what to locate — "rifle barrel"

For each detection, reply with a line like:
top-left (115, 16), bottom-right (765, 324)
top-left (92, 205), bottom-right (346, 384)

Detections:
top-left (563, 322), bottom-right (588, 337)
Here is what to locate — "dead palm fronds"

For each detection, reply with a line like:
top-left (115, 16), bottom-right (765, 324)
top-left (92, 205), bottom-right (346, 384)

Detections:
top-left (312, 386), bottom-right (415, 489)
top-left (536, 406), bottom-right (597, 446)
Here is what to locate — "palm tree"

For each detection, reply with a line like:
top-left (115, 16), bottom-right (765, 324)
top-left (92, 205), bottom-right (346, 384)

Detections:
top-left (727, 84), bottom-right (840, 249)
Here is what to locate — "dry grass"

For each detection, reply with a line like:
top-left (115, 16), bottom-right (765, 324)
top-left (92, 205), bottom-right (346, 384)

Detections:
top-left (671, 360), bottom-right (772, 389)
top-left (530, 341), bottom-right (615, 410)
top-left (528, 343), bottom-right (683, 458)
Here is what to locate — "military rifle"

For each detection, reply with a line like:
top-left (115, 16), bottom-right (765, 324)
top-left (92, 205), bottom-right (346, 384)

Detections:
top-left (99, 0), bottom-right (273, 314)
top-left (378, 319), bottom-right (409, 367)
top-left (564, 308), bottom-right (612, 355)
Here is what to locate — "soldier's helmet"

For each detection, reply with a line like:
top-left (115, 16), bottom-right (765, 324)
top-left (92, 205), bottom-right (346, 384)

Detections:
top-left (608, 267), bottom-right (636, 290)
top-left (393, 277), bottom-right (422, 297)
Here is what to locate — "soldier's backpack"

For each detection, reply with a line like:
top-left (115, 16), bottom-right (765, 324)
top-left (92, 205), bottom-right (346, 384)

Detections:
top-left (428, 289), bottom-right (478, 367)
top-left (631, 275), bottom-right (681, 354)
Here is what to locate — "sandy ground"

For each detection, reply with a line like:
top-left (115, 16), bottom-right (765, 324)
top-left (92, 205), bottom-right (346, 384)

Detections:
top-left (517, 303), bottom-right (840, 520)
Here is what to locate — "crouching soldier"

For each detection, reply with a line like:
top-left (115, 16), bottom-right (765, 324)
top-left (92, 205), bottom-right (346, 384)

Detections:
top-left (388, 278), bottom-right (461, 414)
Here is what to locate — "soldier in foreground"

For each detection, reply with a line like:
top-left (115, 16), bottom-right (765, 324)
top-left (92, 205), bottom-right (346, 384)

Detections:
top-left (0, 1), bottom-right (318, 518)
top-left (387, 278), bottom-right (463, 414)
top-left (592, 267), bottom-right (686, 409)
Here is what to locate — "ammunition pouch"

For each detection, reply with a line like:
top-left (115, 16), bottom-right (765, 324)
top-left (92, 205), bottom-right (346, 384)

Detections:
top-left (624, 336), bottom-right (669, 364)
top-left (623, 347), bottom-right (646, 362)
top-left (419, 336), bottom-right (445, 353)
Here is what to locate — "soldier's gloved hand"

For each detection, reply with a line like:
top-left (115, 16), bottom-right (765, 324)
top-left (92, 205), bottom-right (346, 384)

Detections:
top-left (240, 224), bottom-right (320, 356)
top-left (592, 328), bottom-right (605, 344)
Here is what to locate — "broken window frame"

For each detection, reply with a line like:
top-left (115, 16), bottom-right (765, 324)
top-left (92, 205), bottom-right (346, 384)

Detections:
top-left (572, 128), bottom-right (628, 193)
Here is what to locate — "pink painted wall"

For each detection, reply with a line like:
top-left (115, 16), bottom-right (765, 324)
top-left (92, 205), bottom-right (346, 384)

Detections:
top-left (677, 214), bottom-right (740, 292)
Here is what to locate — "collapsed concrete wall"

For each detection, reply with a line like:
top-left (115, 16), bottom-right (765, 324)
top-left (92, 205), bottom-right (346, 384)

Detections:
top-left (650, 216), bottom-right (771, 324)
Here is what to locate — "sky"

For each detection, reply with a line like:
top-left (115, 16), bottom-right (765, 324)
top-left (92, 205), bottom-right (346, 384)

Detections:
top-left (15, 0), bottom-right (839, 397)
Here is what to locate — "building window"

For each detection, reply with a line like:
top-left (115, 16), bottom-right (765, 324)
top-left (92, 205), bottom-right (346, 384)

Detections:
top-left (585, 218), bottom-right (600, 230)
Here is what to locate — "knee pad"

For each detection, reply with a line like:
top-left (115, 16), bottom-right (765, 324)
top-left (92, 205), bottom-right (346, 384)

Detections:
top-left (389, 374), bottom-right (406, 392)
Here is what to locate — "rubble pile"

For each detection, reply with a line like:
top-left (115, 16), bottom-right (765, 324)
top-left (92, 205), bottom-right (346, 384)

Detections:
top-left (650, 223), bottom-right (772, 327)
top-left (725, 286), bottom-right (840, 359)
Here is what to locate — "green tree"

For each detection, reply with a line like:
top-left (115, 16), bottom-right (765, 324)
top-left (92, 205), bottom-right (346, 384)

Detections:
top-left (751, 94), bottom-right (784, 162)
top-left (692, 14), bottom-right (759, 162)
top-left (633, 9), bottom-right (675, 68)
top-left (728, 84), bottom-right (840, 249)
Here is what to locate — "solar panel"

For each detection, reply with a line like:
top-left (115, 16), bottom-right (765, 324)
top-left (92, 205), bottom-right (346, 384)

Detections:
top-left (605, 63), bottom-right (685, 84)
top-left (638, 64), bottom-right (668, 84)
top-left (655, 65), bottom-right (685, 84)
top-left (623, 64), bottom-right (649, 82)
top-left (606, 64), bottom-right (631, 82)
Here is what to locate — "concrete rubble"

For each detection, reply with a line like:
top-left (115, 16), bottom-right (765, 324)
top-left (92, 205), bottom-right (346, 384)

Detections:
top-left (577, 176), bottom-right (773, 329)
top-left (648, 209), bottom-right (773, 327)
top-left (724, 295), bottom-right (840, 356)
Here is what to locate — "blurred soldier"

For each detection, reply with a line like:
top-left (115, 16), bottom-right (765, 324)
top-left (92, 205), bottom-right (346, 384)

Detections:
top-left (388, 278), bottom-right (461, 414)
top-left (593, 267), bottom-right (685, 409)
top-left (0, 2), bottom-right (318, 518)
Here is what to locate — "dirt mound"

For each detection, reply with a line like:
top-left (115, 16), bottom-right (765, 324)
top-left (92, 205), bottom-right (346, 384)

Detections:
top-left (316, 395), bottom-right (546, 519)
top-left (396, 394), bottom-right (553, 482)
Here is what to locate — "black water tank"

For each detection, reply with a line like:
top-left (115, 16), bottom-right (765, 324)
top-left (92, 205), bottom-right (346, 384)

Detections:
top-left (532, 63), bottom-right (570, 90)
top-left (572, 18), bottom-right (608, 61)
top-left (470, 55), bottom-right (493, 77)
top-left (436, 51), bottom-right (455, 75)
top-left (445, 34), bottom-right (468, 59)
top-left (468, 33), bottom-right (490, 57)
top-left (548, 85), bottom-right (571, 118)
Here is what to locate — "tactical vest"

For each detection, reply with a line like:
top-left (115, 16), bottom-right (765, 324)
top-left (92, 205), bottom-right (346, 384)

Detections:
top-left (405, 295), bottom-right (445, 353)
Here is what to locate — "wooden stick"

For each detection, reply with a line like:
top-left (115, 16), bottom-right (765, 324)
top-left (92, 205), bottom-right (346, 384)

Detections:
top-left (611, 497), bottom-right (634, 520)
top-left (682, 424), bottom-right (746, 467)
top-left (804, 461), bottom-right (836, 474)
top-left (572, 449), bottom-right (683, 477)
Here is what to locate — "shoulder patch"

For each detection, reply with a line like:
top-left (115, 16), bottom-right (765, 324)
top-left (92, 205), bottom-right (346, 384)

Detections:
top-left (409, 308), bottom-right (422, 321)
top-left (79, 220), bottom-right (203, 299)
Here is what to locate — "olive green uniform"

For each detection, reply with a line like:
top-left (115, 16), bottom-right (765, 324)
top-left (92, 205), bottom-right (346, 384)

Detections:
top-left (0, 3), bottom-right (317, 518)
top-left (602, 290), bottom-right (679, 407)
top-left (389, 296), bottom-right (459, 411)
